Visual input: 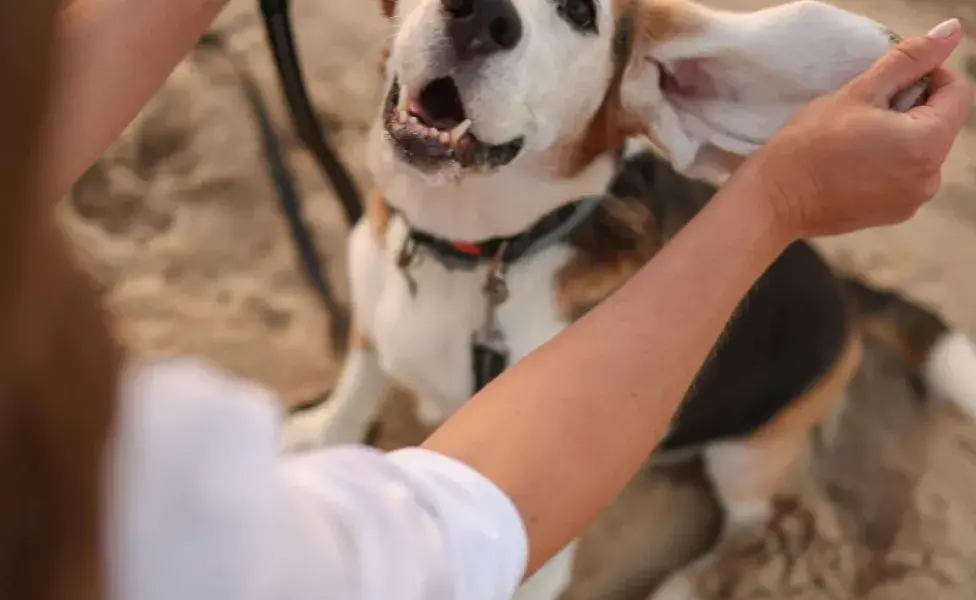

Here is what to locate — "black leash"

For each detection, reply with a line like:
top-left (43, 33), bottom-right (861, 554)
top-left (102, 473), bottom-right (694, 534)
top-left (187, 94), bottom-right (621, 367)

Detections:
top-left (259, 0), bottom-right (364, 226)
top-left (197, 30), bottom-right (350, 352)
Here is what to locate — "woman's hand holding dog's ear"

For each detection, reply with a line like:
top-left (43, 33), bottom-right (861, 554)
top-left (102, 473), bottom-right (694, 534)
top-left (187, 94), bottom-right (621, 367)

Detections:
top-left (732, 17), bottom-right (973, 241)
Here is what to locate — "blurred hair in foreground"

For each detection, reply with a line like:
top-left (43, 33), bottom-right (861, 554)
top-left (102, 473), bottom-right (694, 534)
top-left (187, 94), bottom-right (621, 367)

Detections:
top-left (0, 2), bottom-right (122, 600)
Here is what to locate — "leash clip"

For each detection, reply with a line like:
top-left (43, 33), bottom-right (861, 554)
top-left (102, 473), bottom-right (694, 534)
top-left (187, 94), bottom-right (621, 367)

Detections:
top-left (483, 241), bottom-right (510, 307)
top-left (471, 242), bottom-right (511, 392)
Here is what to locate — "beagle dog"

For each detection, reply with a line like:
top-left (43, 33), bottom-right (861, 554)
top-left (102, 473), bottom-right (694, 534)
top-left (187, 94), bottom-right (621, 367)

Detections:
top-left (284, 0), bottom-right (976, 598)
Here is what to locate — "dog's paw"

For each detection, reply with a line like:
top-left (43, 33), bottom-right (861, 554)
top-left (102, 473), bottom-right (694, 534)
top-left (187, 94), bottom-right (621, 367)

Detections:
top-left (647, 551), bottom-right (717, 600)
top-left (280, 407), bottom-right (333, 453)
top-left (280, 406), bottom-right (370, 453)
top-left (648, 570), bottom-right (699, 600)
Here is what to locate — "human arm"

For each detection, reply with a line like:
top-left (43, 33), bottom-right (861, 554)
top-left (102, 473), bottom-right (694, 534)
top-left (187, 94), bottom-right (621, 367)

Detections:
top-left (422, 20), bottom-right (973, 576)
top-left (39, 0), bottom-right (228, 202)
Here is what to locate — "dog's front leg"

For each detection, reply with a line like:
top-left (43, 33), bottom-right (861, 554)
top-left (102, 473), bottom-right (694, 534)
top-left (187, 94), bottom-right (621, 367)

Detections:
top-left (647, 432), bottom-right (810, 600)
top-left (282, 340), bottom-right (391, 452)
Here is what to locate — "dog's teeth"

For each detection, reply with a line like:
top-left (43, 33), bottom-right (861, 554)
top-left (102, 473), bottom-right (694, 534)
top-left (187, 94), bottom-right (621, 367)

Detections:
top-left (398, 110), bottom-right (409, 123)
top-left (438, 131), bottom-right (450, 145)
top-left (397, 86), bottom-right (409, 113)
top-left (427, 128), bottom-right (440, 138)
top-left (409, 116), bottom-right (419, 125)
top-left (449, 119), bottom-right (472, 145)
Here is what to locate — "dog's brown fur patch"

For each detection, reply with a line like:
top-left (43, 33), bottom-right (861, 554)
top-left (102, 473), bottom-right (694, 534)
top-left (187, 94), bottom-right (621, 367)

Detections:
top-left (557, 0), bottom-right (704, 177)
top-left (556, 196), bottom-right (659, 319)
top-left (349, 322), bottom-right (374, 351)
top-left (378, 0), bottom-right (395, 76)
top-left (379, 44), bottom-right (391, 76)
top-left (557, 92), bottom-right (640, 178)
top-left (367, 187), bottom-right (392, 244)
top-left (752, 333), bottom-right (863, 441)
top-left (556, 148), bottom-right (711, 320)
top-left (841, 276), bottom-right (949, 372)
top-left (625, 0), bottom-right (704, 46)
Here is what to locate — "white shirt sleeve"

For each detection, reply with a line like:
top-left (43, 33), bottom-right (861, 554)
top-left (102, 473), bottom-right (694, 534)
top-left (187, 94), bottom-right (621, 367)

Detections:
top-left (105, 356), bottom-right (528, 600)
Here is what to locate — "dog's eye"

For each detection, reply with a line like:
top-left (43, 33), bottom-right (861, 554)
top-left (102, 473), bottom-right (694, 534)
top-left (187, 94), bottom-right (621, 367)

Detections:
top-left (556, 0), bottom-right (597, 33)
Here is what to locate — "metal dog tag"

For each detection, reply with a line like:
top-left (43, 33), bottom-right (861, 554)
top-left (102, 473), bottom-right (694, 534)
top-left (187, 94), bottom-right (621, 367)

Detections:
top-left (471, 258), bottom-right (510, 393)
top-left (472, 334), bottom-right (509, 393)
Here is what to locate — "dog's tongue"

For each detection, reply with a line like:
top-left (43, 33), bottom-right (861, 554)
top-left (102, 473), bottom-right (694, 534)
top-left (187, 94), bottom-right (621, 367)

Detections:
top-left (407, 96), bottom-right (432, 122)
top-left (408, 97), bottom-right (463, 131)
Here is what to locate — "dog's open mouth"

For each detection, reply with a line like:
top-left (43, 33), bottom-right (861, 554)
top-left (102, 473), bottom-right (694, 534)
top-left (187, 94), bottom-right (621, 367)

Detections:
top-left (383, 77), bottom-right (523, 171)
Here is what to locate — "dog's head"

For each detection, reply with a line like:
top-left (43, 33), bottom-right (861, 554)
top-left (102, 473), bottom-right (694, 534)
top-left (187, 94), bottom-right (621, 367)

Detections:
top-left (371, 0), bottom-right (897, 228)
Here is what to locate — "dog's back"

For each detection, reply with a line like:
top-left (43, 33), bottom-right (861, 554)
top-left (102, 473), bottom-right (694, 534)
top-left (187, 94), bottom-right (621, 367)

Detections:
top-left (604, 147), bottom-right (975, 456)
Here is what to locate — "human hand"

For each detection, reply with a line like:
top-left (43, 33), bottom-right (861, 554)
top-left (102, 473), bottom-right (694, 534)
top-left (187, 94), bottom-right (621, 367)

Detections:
top-left (736, 18), bottom-right (973, 240)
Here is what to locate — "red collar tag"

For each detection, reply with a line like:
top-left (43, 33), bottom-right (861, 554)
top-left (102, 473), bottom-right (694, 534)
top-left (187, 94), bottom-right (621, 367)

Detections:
top-left (451, 241), bottom-right (483, 256)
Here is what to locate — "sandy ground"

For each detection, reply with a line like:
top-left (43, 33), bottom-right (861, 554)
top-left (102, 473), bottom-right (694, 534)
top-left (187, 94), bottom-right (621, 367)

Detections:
top-left (62, 0), bottom-right (976, 597)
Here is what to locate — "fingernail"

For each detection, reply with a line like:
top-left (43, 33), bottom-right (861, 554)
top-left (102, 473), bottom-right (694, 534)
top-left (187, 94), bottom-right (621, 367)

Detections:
top-left (927, 18), bottom-right (960, 40)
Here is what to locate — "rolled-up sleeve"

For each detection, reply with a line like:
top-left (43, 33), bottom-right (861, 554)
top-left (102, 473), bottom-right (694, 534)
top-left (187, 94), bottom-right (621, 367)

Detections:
top-left (106, 357), bottom-right (527, 600)
top-left (279, 447), bottom-right (528, 600)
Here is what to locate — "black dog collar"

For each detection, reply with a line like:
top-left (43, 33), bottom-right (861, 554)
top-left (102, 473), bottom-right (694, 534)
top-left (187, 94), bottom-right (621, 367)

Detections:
top-left (399, 195), bottom-right (603, 271)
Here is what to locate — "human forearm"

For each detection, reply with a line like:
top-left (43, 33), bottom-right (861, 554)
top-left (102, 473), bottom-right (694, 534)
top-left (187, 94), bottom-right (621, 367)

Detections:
top-left (422, 164), bottom-right (792, 574)
top-left (40, 0), bottom-right (228, 201)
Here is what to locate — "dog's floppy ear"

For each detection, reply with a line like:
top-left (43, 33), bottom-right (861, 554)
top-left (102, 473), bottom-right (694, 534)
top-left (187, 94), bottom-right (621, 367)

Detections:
top-left (619, 0), bottom-right (897, 180)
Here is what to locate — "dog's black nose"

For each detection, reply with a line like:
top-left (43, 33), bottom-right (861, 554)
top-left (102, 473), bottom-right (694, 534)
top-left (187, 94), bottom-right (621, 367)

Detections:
top-left (442, 0), bottom-right (522, 61)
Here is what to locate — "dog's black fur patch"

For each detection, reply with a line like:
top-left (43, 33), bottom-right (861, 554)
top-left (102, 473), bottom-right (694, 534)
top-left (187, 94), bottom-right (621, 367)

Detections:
top-left (602, 150), bottom-right (852, 452)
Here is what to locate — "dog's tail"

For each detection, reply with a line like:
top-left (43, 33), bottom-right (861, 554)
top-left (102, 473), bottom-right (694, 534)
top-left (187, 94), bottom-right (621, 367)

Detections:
top-left (843, 276), bottom-right (976, 420)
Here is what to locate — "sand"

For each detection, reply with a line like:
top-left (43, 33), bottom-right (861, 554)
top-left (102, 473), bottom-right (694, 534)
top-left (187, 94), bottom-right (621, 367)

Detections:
top-left (61, 0), bottom-right (976, 597)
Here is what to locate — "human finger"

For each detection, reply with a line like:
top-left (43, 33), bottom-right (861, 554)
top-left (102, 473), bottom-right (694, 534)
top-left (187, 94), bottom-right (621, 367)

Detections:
top-left (848, 19), bottom-right (963, 106)
top-left (891, 77), bottom-right (930, 112)
top-left (907, 66), bottom-right (974, 140)
top-left (913, 66), bottom-right (975, 126)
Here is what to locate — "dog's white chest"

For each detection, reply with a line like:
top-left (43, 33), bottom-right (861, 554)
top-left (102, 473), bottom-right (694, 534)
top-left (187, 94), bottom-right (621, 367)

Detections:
top-left (348, 217), bottom-right (573, 415)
